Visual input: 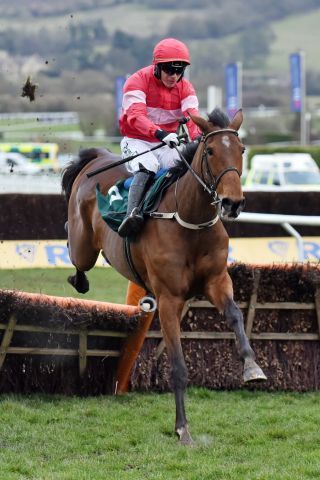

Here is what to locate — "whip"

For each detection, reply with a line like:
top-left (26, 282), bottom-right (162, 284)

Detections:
top-left (86, 133), bottom-right (188, 178)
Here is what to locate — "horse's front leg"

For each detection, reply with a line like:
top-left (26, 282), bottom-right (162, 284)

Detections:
top-left (206, 272), bottom-right (267, 382)
top-left (224, 298), bottom-right (267, 382)
top-left (157, 294), bottom-right (194, 445)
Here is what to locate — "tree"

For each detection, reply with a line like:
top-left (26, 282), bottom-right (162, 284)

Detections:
top-left (111, 31), bottom-right (155, 70)
top-left (232, 26), bottom-right (275, 69)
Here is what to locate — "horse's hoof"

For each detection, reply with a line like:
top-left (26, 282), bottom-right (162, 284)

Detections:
top-left (67, 275), bottom-right (89, 294)
top-left (176, 426), bottom-right (195, 446)
top-left (243, 358), bottom-right (267, 383)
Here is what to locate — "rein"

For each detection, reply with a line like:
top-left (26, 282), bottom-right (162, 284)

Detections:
top-left (150, 128), bottom-right (241, 230)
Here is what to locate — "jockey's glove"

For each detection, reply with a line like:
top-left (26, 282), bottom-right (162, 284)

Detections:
top-left (155, 129), bottom-right (180, 148)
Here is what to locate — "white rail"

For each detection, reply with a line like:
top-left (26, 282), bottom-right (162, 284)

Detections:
top-left (236, 212), bottom-right (320, 261)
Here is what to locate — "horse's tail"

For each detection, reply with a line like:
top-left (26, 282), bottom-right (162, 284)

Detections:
top-left (61, 148), bottom-right (101, 203)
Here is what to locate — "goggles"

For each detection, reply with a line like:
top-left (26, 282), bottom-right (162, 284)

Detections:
top-left (161, 62), bottom-right (186, 76)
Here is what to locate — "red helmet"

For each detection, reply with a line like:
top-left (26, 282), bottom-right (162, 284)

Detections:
top-left (152, 38), bottom-right (190, 65)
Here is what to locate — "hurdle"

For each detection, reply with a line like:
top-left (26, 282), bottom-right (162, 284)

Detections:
top-left (130, 263), bottom-right (320, 392)
top-left (0, 287), bottom-right (156, 394)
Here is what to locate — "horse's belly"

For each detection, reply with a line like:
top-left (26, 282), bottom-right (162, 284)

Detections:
top-left (101, 231), bottom-right (139, 284)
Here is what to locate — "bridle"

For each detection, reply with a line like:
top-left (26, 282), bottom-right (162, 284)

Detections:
top-left (175, 128), bottom-right (241, 205)
top-left (150, 127), bottom-right (243, 230)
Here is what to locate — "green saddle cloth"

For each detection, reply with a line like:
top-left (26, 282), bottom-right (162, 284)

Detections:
top-left (96, 171), bottom-right (176, 233)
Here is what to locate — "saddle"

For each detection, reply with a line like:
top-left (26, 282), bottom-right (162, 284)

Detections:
top-left (96, 138), bottom-right (200, 233)
top-left (96, 168), bottom-right (179, 233)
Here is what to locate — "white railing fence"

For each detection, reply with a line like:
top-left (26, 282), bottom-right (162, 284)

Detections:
top-left (236, 212), bottom-right (320, 261)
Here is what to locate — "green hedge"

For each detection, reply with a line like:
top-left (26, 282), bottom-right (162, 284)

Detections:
top-left (247, 146), bottom-right (320, 169)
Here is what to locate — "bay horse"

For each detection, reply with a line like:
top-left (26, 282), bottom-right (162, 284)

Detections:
top-left (62, 108), bottom-right (266, 445)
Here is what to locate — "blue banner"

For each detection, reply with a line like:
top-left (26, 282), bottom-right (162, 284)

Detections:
top-left (225, 63), bottom-right (239, 118)
top-left (290, 53), bottom-right (302, 112)
top-left (115, 76), bottom-right (126, 125)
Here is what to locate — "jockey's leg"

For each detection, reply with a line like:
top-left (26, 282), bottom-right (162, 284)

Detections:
top-left (156, 143), bottom-right (181, 168)
top-left (118, 167), bottom-right (154, 237)
top-left (156, 137), bottom-right (201, 167)
top-left (120, 137), bottom-right (160, 174)
top-left (118, 138), bottom-right (158, 238)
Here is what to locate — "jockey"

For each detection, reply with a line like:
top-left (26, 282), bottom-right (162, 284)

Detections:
top-left (118, 37), bottom-right (201, 237)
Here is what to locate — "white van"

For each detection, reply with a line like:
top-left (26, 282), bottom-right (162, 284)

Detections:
top-left (244, 153), bottom-right (320, 190)
top-left (0, 152), bottom-right (40, 174)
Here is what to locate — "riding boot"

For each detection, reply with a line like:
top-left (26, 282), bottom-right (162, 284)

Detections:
top-left (118, 170), bottom-right (154, 238)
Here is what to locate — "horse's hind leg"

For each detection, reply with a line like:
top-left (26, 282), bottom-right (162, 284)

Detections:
top-left (157, 294), bottom-right (194, 445)
top-left (206, 273), bottom-right (267, 383)
top-left (66, 222), bottom-right (99, 294)
top-left (68, 269), bottom-right (90, 294)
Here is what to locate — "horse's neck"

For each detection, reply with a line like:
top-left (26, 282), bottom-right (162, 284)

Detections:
top-left (174, 160), bottom-right (216, 224)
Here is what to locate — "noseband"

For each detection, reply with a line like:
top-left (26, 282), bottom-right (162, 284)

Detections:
top-left (176, 128), bottom-right (241, 205)
top-left (151, 128), bottom-right (243, 231)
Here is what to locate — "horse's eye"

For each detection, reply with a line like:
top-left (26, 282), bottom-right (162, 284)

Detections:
top-left (241, 146), bottom-right (246, 154)
top-left (207, 147), bottom-right (213, 155)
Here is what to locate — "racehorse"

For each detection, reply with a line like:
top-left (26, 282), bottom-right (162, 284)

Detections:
top-left (62, 108), bottom-right (266, 445)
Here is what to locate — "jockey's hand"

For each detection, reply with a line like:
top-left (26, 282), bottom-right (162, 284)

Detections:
top-left (179, 116), bottom-right (190, 125)
top-left (155, 129), bottom-right (180, 148)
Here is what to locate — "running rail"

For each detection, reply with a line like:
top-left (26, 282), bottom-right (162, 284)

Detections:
top-left (236, 212), bottom-right (320, 261)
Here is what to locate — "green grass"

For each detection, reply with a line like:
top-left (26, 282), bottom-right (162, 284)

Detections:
top-left (0, 390), bottom-right (319, 479)
top-left (1, 272), bottom-right (319, 478)
top-left (0, 137), bottom-right (121, 156)
top-left (216, 8), bottom-right (320, 76)
top-left (0, 119), bottom-right (81, 133)
top-left (0, 3), bottom-right (183, 38)
top-left (0, 267), bottom-right (128, 303)
top-left (265, 8), bottom-right (320, 73)
top-left (62, 138), bottom-right (121, 154)
top-left (0, 117), bottom-right (121, 156)
top-left (2, 3), bottom-right (319, 77)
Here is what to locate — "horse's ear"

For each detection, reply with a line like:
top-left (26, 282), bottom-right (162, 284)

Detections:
top-left (188, 112), bottom-right (209, 134)
top-left (229, 109), bottom-right (243, 131)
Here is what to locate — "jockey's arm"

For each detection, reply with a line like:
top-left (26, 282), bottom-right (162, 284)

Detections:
top-left (180, 85), bottom-right (201, 140)
top-left (125, 101), bottom-right (159, 138)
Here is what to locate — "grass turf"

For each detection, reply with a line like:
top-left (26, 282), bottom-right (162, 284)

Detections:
top-left (1, 269), bottom-right (319, 479)
top-left (0, 267), bottom-right (128, 304)
top-left (0, 389), bottom-right (319, 480)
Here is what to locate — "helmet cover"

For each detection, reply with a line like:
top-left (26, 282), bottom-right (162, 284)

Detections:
top-left (153, 38), bottom-right (190, 65)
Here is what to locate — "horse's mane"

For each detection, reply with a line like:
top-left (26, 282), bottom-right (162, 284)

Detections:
top-left (169, 108), bottom-right (230, 177)
top-left (208, 107), bottom-right (230, 128)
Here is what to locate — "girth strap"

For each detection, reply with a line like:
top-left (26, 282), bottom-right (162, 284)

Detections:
top-left (123, 237), bottom-right (150, 292)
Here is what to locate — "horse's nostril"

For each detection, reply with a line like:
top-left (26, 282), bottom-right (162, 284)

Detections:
top-left (221, 197), bottom-right (246, 214)
top-left (221, 198), bottom-right (233, 210)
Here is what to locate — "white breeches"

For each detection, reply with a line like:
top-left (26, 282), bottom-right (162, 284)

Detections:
top-left (120, 137), bottom-right (181, 174)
